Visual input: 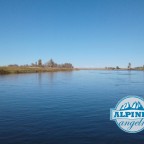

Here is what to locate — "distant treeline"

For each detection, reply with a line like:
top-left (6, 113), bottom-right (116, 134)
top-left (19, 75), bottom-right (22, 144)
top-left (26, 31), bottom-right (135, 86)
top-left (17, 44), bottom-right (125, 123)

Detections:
top-left (105, 63), bottom-right (144, 70)
top-left (8, 59), bottom-right (73, 69)
top-left (0, 59), bottom-right (74, 74)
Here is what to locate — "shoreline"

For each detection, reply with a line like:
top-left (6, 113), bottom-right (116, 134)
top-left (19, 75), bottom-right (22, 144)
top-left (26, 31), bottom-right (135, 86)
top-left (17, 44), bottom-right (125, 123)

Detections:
top-left (0, 66), bottom-right (75, 75)
top-left (0, 66), bottom-right (144, 75)
top-left (76, 68), bottom-right (144, 71)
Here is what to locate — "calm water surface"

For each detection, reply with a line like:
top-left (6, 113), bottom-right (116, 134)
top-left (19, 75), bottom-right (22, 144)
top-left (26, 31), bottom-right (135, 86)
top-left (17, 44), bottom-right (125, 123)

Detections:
top-left (0, 70), bottom-right (144, 144)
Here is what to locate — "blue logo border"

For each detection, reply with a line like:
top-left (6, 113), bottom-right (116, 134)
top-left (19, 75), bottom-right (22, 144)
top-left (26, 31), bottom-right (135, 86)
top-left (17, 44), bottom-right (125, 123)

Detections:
top-left (110, 95), bottom-right (144, 133)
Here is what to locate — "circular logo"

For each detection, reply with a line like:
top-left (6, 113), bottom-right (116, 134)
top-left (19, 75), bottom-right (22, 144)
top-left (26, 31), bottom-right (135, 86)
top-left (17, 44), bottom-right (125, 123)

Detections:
top-left (110, 96), bottom-right (144, 133)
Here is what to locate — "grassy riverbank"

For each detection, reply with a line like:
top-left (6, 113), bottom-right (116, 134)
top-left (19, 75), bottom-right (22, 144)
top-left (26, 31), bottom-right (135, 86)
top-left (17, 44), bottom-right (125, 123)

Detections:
top-left (0, 66), bottom-right (143, 75)
top-left (0, 66), bottom-right (74, 74)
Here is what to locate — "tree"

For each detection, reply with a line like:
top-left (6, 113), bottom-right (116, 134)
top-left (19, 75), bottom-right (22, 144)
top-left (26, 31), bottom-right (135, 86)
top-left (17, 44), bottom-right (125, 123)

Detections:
top-left (47, 59), bottom-right (55, 67)
top-left (31, 63), bottom-right (35, 67)
top-left (128, 62), bottom-right (131, 69)
top-left (38, 59), bottom-right (42, 66)
top-left (60, 63), bottom-right (73, 68)
top-left (116, 66), bottom-right (120, 69)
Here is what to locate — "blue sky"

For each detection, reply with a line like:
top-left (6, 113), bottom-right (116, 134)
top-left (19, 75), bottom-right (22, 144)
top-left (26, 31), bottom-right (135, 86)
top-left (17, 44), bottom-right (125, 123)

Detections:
top-left (0, 0), bottom-right (144, 68)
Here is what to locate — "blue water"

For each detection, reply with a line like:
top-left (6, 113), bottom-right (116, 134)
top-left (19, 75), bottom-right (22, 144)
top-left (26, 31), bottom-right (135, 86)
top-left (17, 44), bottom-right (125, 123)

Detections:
top-left (0, 70), bottom-right (144, 144)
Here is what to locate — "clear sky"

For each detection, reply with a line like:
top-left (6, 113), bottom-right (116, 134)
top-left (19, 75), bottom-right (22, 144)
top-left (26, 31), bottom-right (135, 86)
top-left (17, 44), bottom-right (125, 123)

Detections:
top-left (0, 0), bottom-right (144, 68)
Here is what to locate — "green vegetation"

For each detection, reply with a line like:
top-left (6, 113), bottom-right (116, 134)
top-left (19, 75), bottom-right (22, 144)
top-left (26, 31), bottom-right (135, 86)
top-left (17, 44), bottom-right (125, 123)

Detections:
top-left (0, 66), bottom-right (74, 74)
top-left (0, 59), bottom-right (74, 74)
top-left (1, 61), bottom-right (144, 75)
top-left (31, 59), bottom-right (73, 68)
top-left (135, 67), bottom-right (144, 70)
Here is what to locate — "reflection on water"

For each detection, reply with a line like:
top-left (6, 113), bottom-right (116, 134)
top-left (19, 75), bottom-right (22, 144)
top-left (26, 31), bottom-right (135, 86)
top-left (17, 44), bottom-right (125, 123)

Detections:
top-left (37, 72), bottom-right (73, 86)
top-left (0, 70), bottom-right (144, 144)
